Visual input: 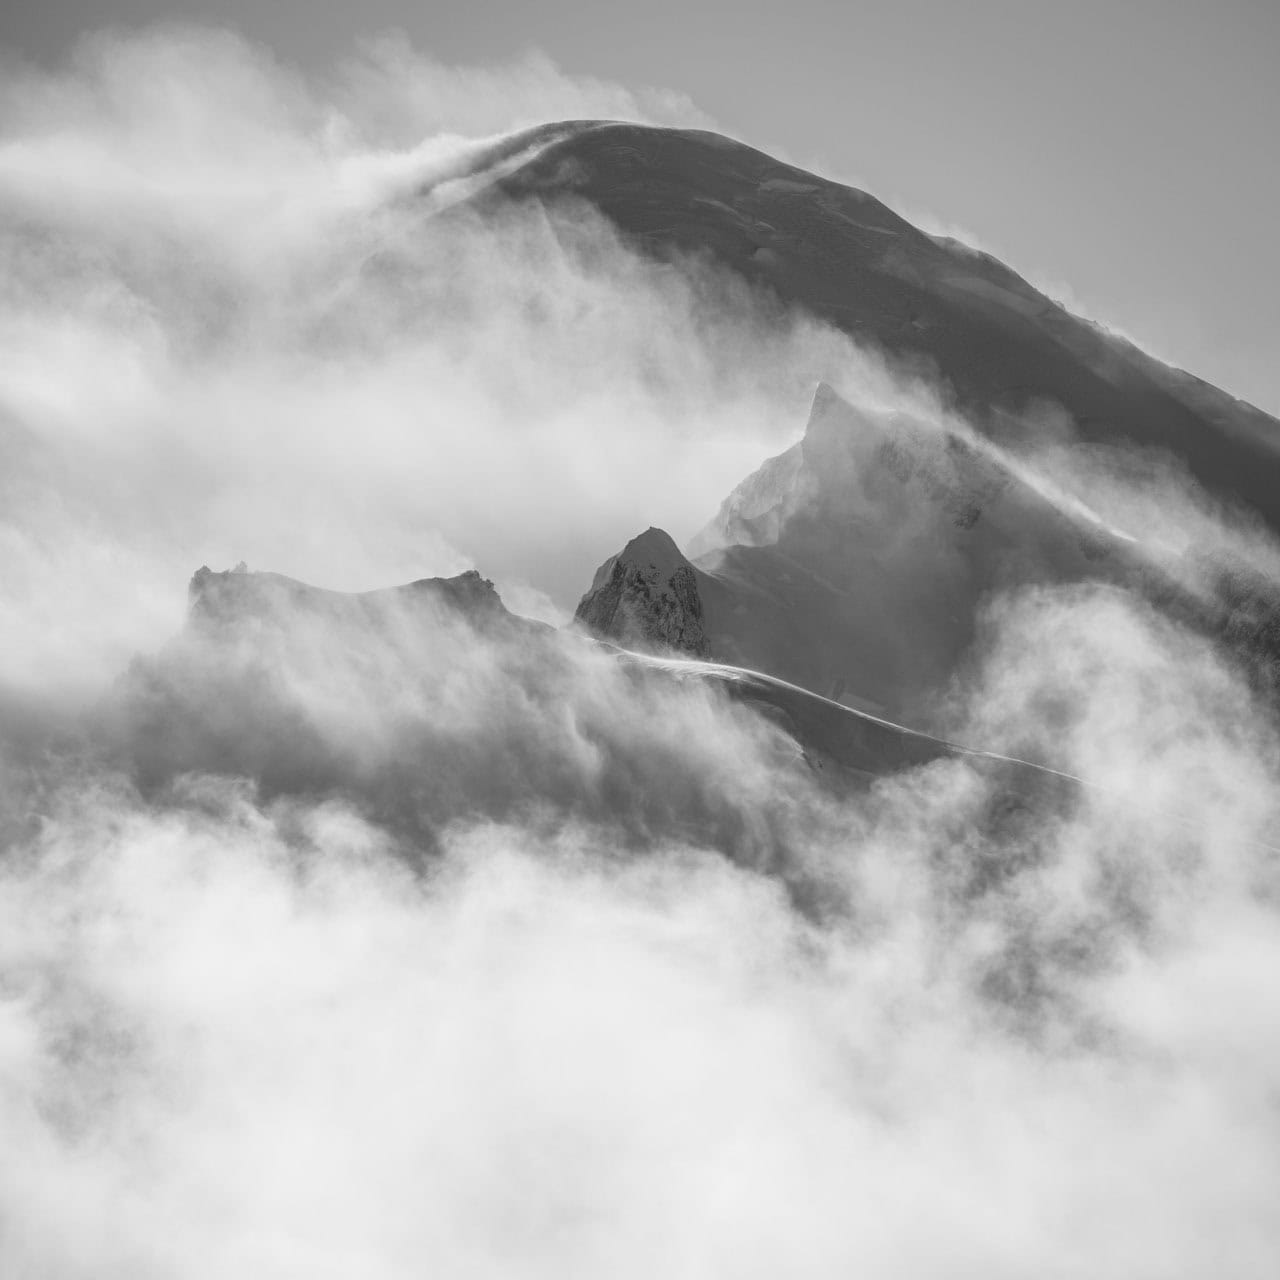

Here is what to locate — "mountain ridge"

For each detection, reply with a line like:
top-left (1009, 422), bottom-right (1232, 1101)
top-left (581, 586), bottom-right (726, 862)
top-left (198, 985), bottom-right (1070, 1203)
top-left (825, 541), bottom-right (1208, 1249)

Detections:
top-left (459, 120), bottom-right (1280, 538)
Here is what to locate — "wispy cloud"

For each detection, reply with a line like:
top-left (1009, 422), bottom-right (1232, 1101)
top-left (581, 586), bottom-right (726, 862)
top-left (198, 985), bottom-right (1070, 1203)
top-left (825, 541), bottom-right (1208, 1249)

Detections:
top-left (1, 24), bottom-right (1279, 1280)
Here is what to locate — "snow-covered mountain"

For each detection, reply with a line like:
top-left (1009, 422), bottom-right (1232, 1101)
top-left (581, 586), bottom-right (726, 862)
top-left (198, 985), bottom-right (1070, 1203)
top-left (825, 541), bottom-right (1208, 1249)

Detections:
top-left (107, 120), bottom-right (1280, 786)
top-left (476, 122), bottom-right (1280, 720)
top-left (472, 121), bottom-right (1280, 539)
top-left (576, 379), bottom-right (1262, 723)
top-left (9, 37), bottom-right (1280, 1272)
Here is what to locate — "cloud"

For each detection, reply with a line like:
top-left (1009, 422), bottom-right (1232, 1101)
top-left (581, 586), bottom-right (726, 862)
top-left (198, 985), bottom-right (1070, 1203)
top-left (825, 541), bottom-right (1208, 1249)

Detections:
top-left (331, 31), bottom-right (717, 144)
top-left (4, 577), bottom-right (1280, 1276)
top-left (0, 22), bottom-right (912, 699)
top-left (2, 23), bottom-right (1280, 1280)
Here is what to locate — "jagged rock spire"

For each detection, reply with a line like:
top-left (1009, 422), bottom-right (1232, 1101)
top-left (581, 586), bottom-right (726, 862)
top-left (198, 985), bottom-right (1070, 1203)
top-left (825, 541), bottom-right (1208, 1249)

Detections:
top-left (574, 528), bottom-right (710, 658)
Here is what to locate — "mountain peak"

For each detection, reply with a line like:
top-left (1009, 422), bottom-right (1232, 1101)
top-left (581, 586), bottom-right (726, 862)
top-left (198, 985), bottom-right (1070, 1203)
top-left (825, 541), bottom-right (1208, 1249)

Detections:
top-left (619, 526), bottom-right (687, 574)
top-left (482, 121), bottom-right (1280, 535)
top-left (575, 529), bottom-right (709, 657)
top-left (807, 381), bottom-right (842, 425)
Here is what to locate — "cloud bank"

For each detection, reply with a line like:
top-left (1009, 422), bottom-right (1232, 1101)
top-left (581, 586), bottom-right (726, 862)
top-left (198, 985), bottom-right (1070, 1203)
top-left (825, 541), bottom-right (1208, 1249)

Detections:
top-left (0, 23), bottom-right (885, 697)
top-left (1, 24), bottom-right (1279, 1280)
top-left (4, 561), bottom-right (1280, 1278)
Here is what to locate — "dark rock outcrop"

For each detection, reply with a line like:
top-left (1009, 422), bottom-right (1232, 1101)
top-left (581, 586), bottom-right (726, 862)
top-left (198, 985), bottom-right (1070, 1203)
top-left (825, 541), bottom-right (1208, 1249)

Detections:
top-left (574, 528), bottom-right (710, 657)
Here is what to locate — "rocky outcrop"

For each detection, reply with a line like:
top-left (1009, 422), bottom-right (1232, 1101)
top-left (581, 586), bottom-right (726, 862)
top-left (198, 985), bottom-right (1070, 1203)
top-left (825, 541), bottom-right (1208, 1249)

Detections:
top-left (574, 528), bottom-right (710, 657)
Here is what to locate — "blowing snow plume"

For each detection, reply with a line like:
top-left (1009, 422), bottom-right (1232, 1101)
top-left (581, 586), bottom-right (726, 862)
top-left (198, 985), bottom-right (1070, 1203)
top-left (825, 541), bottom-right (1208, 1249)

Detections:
top-left (2, 23), bottom-right (1280, 1280)
top-left (0, 25), bottom-right (877, 699)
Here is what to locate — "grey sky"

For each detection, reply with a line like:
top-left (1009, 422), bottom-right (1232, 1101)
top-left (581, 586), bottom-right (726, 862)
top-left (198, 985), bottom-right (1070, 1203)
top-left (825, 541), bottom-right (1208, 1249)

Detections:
top-left (4, 0), bottom-right (1279, 415)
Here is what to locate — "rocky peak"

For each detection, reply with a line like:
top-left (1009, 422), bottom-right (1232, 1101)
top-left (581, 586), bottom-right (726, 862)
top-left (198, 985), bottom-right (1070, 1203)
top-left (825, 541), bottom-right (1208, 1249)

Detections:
top-left (687, 382), bottom-right (844, 560)
top-left (575, 528), bottom-right (710, 658)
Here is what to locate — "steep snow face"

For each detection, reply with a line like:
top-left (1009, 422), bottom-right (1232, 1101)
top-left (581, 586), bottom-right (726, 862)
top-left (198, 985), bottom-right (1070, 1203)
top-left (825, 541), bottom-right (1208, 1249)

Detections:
top-left (672, 383), bottom-right (1199, 722)
top-left (687, 440), bottom-right (806, 558)
top-left (495, 122), bottom-right (1280, 541)
top-left (575, 528), bottom-right (710, 658)
top-left (573, 387), bottom-right (1137, 717)
top-left (688, 380), bottom-right (1015, 564)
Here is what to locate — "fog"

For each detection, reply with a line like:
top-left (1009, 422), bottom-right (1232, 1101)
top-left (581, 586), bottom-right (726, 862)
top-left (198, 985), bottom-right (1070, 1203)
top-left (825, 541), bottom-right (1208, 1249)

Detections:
top-left (0, 22), bottom-right (903, 697)
top-left (2, 24), bottom-right (1279, 1280)
top-left (5, 567), bottom-right (1279, 1278)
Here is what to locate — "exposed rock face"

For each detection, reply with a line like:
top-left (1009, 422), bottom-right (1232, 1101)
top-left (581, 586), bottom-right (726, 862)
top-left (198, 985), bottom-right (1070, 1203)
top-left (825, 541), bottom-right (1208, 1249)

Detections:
top-left (574, 527), bottom-right (710, 658)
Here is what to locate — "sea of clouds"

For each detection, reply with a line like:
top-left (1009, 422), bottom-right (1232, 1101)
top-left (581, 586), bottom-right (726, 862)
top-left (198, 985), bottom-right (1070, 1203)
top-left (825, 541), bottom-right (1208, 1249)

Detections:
top-left (2, 24), bottom-right (1279, 1280)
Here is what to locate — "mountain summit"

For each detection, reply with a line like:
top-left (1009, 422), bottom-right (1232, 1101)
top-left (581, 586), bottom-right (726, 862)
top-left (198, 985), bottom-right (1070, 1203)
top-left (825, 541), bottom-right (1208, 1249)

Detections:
top-left (472, 121), bottom-right (1280, 538)
top-left (574, 378), bottom-right (1273, 721)
top-left (575, 527), bottom-right (710, 657)
top-left (450, 122), bottom-right (1280, 718)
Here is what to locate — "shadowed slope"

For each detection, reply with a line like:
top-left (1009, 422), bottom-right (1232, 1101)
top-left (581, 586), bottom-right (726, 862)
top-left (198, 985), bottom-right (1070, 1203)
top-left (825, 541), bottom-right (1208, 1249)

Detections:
top-left (574, 528), bottom-right (710, 657)
top-left (472, 121), bottom-right (1280, 536)
top-left (106, 564), bottom-right (1075, 809)
top-left (580, 384), bottom-right (1172, 720)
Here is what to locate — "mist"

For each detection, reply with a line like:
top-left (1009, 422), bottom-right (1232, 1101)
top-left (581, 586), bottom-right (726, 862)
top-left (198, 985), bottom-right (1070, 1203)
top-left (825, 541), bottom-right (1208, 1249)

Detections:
top-left (0, 22), bottom-right (909, 698)
top-left (5, 564), bottom-right (1280, 1278)
top-left (2, 23), bottom-right (1280, 1280)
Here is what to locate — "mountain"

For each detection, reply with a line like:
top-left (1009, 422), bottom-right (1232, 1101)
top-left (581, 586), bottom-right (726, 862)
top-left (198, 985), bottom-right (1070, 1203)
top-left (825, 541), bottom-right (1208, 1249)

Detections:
top-left (98, 560), bottom-right (1073, 846)
top-left (464, 121), bottom-right (1279, 718)
top-left (574, 528), bottom-right (710, 657)
top-left (102, 565), bottom-right (548, 817)
top-left (188, 563), bottom-right (521, 633)
top-left (467, 121), bottom-right (1280, 537)
top-left (98, 122), bottom-right (1280, 835)
top-left (577, 381), bottom-right (1194, 721)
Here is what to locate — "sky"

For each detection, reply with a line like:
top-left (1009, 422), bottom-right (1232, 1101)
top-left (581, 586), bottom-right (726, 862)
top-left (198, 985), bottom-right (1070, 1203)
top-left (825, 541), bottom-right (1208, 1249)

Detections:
top-left (2, 0), bottom-right (1278, 417)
